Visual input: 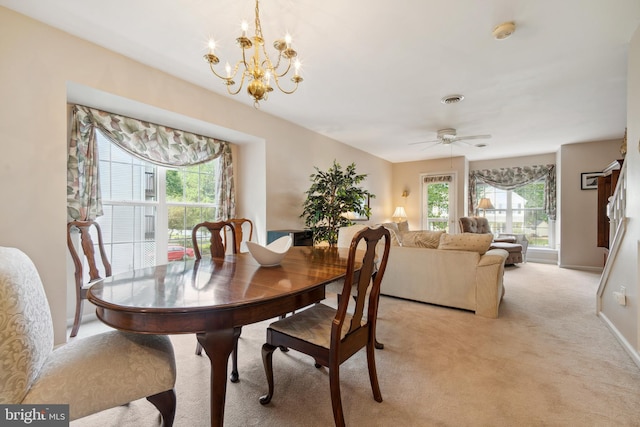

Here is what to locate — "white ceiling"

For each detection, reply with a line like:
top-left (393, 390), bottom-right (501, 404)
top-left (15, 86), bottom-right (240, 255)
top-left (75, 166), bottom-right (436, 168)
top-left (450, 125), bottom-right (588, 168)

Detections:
top-left (3, 0), bottom-right (639, 163)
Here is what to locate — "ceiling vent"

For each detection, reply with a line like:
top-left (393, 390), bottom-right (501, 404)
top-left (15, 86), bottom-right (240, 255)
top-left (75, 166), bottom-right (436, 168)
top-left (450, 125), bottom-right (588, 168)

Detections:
top-left (441, 94), bottom-right (464, 105)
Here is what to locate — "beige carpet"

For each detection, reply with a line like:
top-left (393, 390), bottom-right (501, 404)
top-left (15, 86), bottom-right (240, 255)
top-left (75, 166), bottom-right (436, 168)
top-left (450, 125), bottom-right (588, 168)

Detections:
top-left (71, 263), bottom-right (640, 426)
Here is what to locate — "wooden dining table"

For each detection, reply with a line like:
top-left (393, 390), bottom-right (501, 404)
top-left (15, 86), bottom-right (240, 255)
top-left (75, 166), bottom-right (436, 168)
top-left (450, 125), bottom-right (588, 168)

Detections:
top-left (87, 245), bottom-right (357, 427)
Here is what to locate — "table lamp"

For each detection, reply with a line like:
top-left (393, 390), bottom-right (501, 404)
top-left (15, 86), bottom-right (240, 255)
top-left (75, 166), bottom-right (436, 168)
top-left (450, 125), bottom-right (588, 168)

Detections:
top-left (477, 198), bottom-right (494, 216)
top-left (392, 206), bottom-right (407, 222)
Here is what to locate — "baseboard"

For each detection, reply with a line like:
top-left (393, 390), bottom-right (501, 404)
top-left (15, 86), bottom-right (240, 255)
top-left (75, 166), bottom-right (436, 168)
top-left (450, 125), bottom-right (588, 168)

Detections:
top-left (598, 311), bottom-right (640, 369)
top-left (558, 263), bottom-right (603, 272)
top-left (526, 248), bottom-right (558, 265)
top-left (527, 257), bottom-right (557, 265)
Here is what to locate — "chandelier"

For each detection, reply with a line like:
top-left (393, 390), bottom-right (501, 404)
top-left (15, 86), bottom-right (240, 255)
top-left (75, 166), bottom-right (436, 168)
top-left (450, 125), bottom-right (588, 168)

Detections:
top-left (203, 0), bottom-right (303, 108)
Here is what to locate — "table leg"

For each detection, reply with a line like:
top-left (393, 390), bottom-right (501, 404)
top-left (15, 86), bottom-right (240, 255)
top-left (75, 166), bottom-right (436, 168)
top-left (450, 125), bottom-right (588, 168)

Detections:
top-left (197, 327), bottom-right (240, 427)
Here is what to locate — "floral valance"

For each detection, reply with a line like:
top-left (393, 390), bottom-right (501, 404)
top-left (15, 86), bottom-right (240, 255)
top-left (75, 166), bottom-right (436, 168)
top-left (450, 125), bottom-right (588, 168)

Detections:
top-left (67, 104), bottom-right (234, 221)
top-left (469, 164), bottom-right (556, 220)
top-left (72, 105), bottom-right (228, 167)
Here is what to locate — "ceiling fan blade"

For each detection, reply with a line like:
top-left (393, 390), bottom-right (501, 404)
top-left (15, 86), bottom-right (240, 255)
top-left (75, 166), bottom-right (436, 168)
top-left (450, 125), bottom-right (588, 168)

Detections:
top-left (416, 141), bottom-right (442, 151)
top-left (416, 141), bottom-right (441, 150)
top-left (408, 139), bottom-right (439, 145)
top-left (453, 134), bottom-right (492, 141)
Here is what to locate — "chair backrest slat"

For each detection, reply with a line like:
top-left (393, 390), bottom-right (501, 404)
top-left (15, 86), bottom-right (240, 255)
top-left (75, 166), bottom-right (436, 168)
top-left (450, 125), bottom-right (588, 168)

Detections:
top-left (192, 221), bottom-right (236, 260)
top-left (225, 218), bottom-right (253, 253)
top-left (333, 226), bottom-right (391, 343)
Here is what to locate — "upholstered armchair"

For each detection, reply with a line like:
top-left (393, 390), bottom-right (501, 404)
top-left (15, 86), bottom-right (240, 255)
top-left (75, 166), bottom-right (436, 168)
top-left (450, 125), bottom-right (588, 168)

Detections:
top-left (0, 247), bottom-right (177, 425)
top-left (458, 216), bottom-right (527, 264)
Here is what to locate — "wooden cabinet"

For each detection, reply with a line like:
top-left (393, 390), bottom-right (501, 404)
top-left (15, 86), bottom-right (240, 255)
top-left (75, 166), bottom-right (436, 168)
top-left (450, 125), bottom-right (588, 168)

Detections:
top-left (597, 159), bottom-right (623, 249)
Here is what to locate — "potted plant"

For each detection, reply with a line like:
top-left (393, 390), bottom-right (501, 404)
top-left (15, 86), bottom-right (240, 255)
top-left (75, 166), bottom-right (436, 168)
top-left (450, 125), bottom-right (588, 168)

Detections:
top-left (301, 160), bottom-right (374, 246)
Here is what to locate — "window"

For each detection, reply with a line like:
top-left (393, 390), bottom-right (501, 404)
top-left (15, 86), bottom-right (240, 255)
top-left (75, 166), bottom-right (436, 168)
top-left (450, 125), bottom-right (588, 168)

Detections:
top-left (95, 130), bottom-right (219, 274)
top-left (476, 177), bottom-right (550, 248)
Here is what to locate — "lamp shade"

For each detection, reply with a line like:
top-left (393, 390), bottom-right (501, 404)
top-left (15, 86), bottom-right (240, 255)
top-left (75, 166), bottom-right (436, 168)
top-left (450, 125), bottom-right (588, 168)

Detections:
top-left (392, 206), bottom-right (407, 221)
top-left (477, 198), bottom-right (494, 210)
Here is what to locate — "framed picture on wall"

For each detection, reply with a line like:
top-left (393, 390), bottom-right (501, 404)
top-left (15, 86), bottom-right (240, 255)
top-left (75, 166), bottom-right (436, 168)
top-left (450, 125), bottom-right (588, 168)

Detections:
top-left (352, 195), bottom-right (370, 221)
top-left (581, 172), bottom-right (604, 190)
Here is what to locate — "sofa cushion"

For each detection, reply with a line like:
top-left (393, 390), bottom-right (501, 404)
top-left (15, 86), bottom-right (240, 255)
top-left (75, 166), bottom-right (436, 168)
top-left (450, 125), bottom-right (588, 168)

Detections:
top-left (438, 233), bottom-right (493, 255)
top-left (401, 230), bottom-right (445, 249)
top-left (379, 222), bottom-right (402, 246)
top-left (397, 220), bottom-right (409, 234)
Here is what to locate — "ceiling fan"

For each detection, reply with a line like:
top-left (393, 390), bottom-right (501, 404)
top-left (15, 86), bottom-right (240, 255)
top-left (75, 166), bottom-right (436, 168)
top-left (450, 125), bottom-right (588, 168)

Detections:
top-left (409, 128), bottom-right (492, 149)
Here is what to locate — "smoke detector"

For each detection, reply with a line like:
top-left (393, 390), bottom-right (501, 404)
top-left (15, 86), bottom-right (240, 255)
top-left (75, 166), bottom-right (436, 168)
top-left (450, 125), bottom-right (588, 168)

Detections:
top-left (493, 21), bottom-right (516, 40)
top-left (441, 94), bottom-right (464, 105)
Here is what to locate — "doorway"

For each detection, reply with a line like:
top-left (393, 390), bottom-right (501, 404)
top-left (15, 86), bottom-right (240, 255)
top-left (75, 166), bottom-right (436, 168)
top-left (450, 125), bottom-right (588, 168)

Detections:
top-left (421, 172), bottom-right (457, 232)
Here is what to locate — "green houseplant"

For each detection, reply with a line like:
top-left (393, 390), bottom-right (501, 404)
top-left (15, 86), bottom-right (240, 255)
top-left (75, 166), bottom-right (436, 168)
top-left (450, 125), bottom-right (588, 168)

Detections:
top-left (301, 160), bottom-right (374, 246)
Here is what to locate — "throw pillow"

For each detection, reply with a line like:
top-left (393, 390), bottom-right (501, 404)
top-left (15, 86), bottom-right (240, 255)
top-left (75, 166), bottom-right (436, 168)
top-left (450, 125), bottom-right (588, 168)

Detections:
top-left (401, 230), bottom-right (444, 249)
top-left (379, 222), bottom-right (402, 246)
top-left (397, 220), bottom-right (409, 235)
top-left (438, 233), bottom-right (493, 255)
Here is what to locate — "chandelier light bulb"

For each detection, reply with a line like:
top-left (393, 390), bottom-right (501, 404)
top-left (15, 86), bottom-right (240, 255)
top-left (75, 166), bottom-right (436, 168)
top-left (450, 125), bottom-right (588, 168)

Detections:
top-left (241, 20), bottom-right (249, 37)
top-left (225, 62), bottom-right (231, 78)
top-left (208, 39), bottom-right (216, 53)
top-left (285, 33), bottom-right (292, 47)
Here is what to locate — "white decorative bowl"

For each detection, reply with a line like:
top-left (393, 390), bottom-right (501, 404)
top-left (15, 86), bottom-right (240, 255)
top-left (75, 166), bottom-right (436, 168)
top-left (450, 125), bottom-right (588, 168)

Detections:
top-left (246, 236), bottom-right (292, 267)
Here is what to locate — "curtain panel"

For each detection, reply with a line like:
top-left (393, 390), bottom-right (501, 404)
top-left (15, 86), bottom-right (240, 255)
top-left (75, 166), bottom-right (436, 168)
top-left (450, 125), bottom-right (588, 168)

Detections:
top-left (67, 104), bottom-right (235, 221)
top-left (468, 164), bottom-right (556, 220)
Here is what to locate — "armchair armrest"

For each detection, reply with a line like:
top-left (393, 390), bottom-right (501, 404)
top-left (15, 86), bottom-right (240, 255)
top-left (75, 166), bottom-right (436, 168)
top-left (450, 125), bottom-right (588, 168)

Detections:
top-left (493, 236), bottom-right (516, 243)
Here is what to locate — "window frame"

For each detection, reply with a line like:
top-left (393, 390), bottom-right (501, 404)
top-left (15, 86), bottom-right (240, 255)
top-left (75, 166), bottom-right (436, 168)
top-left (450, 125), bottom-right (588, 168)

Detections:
top-left (95, 130), bottom-right (219, 273)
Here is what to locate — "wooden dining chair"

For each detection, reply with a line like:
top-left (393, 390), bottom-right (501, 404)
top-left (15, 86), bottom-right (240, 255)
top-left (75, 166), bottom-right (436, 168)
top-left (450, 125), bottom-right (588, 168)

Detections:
top-left (191, 220), bottom-right (243, 382)
top-left (259, 226), bottom-right (391, 427)
top-left (66, 220), bottom-right (112, 338)
top-left (224, 218), bottom-right (254, 253)
top-left (191, 220), bottom-right (236, 261)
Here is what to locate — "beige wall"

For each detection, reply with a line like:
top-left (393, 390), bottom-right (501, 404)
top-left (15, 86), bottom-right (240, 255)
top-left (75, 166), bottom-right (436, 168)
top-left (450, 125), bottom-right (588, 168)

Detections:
top-left (559, 140), bottom-right (622, 269)
top-left (392, 156), bottom-right (467, 232)
top-left (0, 8), bottom-right (392, 344)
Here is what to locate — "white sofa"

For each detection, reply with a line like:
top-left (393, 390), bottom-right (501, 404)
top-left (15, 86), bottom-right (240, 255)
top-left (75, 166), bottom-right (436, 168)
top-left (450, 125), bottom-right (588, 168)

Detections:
top-left (339, 224), bottom-right (509, 318)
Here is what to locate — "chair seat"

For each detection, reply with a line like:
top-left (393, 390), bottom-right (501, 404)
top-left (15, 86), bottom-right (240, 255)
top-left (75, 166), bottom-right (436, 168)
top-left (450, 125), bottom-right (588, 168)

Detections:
top-left (22, 331), bottom-right (176, 421)
top-left (269, 303), bottom-right (355, 349)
